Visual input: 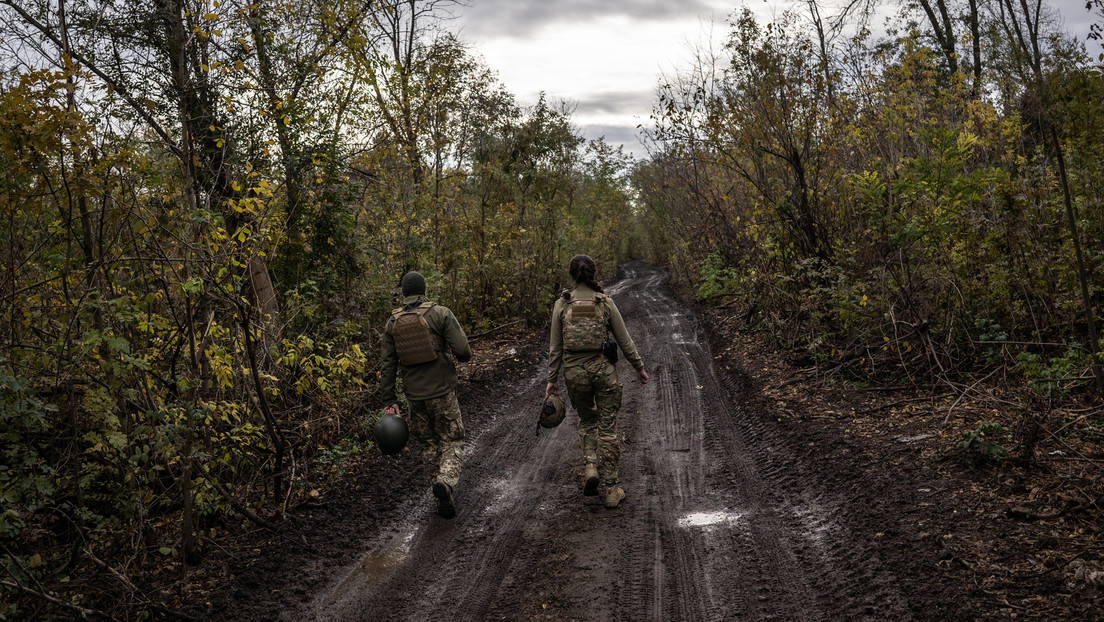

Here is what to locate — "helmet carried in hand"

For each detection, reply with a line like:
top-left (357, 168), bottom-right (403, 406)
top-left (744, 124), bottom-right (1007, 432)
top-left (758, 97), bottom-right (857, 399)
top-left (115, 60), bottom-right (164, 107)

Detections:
top-left (374, 412), bottom-right (409, 455)
top-left (539, 394), bottom-right (566, 429)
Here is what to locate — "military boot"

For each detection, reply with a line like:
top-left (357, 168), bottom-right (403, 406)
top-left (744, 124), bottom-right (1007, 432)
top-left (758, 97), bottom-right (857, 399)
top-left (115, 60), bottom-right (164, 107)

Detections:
top-left (583, 463), bottom-right (600, 496)
top-left (433, 481), bottom-right (456, 519)
top-left (604, 485), bottom-right (625, 509)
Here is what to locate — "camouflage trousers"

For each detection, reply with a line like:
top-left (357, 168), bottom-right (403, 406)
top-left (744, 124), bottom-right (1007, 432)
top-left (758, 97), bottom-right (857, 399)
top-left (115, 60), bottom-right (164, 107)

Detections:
top-left (408, 391), bottom-right (464, 490)
top-left (564, 357), bottom-right (623, 485)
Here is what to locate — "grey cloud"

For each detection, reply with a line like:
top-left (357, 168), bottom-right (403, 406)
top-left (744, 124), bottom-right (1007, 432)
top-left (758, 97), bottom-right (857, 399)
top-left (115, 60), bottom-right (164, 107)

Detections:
top-left (577, 123), bottom-right (649, 159)
top-left (457, 0), bottom-right (722, 39)
top-left (1049, 0), bottom-right (1095, 38)
top-left (573, 91), bottom-right (655, 116)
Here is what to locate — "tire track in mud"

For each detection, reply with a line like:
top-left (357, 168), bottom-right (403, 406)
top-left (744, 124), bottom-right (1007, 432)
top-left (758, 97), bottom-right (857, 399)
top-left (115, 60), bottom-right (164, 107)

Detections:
top-left (307, 368), bottom-right (570, 621)
top-left (302, 263), bottom-right (919, 621)
top-left (585, 266), bottom-right (825, 621)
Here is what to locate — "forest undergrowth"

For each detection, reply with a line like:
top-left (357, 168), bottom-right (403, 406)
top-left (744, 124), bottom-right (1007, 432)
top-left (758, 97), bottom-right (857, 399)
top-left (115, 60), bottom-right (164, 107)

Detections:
top-left (3, 0), bottom-right (1104, 618)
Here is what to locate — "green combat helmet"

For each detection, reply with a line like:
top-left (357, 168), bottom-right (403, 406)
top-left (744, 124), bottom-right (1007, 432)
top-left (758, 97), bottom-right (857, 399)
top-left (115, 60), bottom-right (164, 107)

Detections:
top-left (374, 413), bottom-right (409, 455)
top-left (539, 394), bottom-right (566, 429)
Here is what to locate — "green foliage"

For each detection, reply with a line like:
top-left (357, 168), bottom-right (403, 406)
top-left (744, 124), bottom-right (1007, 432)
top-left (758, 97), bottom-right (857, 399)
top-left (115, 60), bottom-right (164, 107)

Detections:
top-left (315, 438), bottom-right (367, 469)
top-left (957, 423), bottom-right (1011, 470)
top-left (0, 3), bottom-right (641, 615)
top-left (1014, 345), bottom-right (1094, 397)
top-left (0, 370), bottom-right (56, 539)
top-left (638, 5), bottom-right (1103, 389)
top-left (696, 253), bottom-right (742, 301)
top-left (975, 318), bottom-right (1009, 364)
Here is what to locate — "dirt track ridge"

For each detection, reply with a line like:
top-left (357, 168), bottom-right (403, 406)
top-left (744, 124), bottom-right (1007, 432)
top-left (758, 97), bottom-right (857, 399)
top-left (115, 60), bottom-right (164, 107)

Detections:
top-left (301, 263), bottom-right (929, 621)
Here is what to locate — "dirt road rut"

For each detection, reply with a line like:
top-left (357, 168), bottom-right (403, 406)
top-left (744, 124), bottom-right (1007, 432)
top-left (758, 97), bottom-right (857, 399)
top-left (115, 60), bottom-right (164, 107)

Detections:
top-left (305, 264), bottom-right (924, 621)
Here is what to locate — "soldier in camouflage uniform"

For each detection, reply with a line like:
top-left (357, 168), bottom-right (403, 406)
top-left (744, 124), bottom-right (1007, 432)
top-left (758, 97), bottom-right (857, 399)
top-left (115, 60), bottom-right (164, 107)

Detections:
top-left (382, 272), bottom-right (471, 519)
top-left (546, 255), bottom-right (649, 508)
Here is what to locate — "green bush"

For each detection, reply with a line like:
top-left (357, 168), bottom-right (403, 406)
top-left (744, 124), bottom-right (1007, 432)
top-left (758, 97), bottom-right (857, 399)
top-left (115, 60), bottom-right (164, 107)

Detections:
top-left (696, 253), bottom-right (742, 301)
top-left (957, 422), bottom-right (1010, 470)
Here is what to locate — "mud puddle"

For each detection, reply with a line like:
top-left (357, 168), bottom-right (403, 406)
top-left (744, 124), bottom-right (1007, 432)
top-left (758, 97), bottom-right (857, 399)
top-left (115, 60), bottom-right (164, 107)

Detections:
top-left (201, 263), bottom-right (969, 622)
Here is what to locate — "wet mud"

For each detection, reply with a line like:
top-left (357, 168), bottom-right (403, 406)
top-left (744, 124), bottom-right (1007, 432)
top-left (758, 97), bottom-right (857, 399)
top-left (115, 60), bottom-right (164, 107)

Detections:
top-left (201, 263), bottom-right (970, 621)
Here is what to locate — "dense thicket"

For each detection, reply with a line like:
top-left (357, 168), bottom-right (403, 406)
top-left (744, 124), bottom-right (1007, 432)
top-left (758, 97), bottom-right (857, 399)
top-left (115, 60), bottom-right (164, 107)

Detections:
top-left (0, 0), bottom-right (637, 617)
top-left (4, 0), bottom-right (1104, 616)
top-left (637, 1), bottom-right (1104, 397)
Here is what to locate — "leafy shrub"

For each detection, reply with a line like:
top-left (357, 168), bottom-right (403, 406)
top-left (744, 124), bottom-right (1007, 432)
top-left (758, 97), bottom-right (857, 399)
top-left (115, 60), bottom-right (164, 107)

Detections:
top-left (696, 253), bottom-right (742, 301)
top-left (0, 370), bottom-right (56, 539)
top-left (1014, 345), bottom-right (1093, 397)
top-left (957, 422), bottom-right (1010, 470)
top-left (975, 318), bottom-right (1008, 364)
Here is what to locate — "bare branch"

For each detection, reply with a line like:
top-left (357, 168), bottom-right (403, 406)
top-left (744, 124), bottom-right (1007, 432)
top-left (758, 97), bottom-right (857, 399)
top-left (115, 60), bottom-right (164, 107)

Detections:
top-left (1, 0), bottom-right (183, 160)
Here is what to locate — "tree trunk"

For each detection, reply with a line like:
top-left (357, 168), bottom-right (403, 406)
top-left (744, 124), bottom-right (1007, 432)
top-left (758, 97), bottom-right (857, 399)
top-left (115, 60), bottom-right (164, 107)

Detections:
top-left (249, 256), bottom-right (281, 340)
top-left (161, 0), bottom-right (200, 563)
top-left (1050, 125), bottom-right (1104, 394)
top-left (999, 0), bottom-right (1104, 395)
top-left (968, 0), bottom-right (983, 98)
top-left (916, 0), bottom-right (958, 77)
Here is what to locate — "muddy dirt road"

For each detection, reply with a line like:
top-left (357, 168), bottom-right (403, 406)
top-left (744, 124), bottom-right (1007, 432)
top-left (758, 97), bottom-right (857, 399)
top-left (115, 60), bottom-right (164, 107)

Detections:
top-left (294, 264), bottom-right (956, 621)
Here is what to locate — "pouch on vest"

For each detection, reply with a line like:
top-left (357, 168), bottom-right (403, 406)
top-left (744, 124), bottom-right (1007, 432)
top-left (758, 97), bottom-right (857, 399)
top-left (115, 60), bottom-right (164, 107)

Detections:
top-left (562, 296), bottom-right (607, 352)
top-left (391, 302), bottom-right (441, 366)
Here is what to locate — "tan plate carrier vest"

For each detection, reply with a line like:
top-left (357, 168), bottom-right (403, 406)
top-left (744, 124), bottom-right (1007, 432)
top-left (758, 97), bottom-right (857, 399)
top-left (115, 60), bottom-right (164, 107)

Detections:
top-left (391, 302), bottom-right (443, 365)
top-left (562, 293), bottom-right (608, 352)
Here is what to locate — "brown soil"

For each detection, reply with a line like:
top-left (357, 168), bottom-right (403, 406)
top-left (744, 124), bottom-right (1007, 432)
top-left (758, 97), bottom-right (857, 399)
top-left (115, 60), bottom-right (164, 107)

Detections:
top-left (187, 263), bottom-right (1104, 621)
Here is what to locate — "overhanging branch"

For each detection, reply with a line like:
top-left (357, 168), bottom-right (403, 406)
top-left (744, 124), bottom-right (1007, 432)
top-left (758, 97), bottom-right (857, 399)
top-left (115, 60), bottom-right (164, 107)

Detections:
top-left (1, 0), bottom-right (184, 161)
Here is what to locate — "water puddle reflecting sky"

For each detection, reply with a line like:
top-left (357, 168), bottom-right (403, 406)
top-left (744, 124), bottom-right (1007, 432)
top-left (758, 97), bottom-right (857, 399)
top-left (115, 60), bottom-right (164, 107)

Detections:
top-left (677, 510), bottom-right (743, 528)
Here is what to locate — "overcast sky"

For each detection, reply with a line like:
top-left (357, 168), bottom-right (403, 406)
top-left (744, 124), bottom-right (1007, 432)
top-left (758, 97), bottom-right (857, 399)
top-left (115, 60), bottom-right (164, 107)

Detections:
top-left (452, 0), bottom-right (1099, 160)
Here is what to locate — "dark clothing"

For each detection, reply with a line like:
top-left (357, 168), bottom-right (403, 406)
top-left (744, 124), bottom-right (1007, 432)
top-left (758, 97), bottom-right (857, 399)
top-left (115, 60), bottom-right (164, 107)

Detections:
top-left (401, 272), bottom-right (427, 296)
top-left (381, 295), bottom-right (471, 404)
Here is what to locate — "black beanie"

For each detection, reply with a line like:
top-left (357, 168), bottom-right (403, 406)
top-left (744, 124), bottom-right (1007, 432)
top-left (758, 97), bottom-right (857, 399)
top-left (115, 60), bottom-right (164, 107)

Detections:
top-left (401, 271), bottom-right (426, 296)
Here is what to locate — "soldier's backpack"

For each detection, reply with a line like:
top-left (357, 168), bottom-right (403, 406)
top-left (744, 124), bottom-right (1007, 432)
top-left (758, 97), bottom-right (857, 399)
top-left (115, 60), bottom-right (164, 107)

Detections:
top-left (391, 302), bottom-right (441, 365)
top-left (562, 292), bottom-right (609, 352)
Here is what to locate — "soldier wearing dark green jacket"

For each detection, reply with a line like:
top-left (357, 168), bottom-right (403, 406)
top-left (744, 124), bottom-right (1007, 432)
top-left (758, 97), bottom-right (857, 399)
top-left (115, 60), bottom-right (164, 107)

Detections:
top-left (382, 271), bottom-right (471, 519)
top-left (545, 255), bottom-right (648, 509)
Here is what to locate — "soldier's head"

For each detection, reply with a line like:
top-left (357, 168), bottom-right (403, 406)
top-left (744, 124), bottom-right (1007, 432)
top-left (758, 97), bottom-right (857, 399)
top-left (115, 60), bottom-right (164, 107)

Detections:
top-left (569, 255), bottom-right (603, 293)
top-left (401, 271), bottom-right (427, 297)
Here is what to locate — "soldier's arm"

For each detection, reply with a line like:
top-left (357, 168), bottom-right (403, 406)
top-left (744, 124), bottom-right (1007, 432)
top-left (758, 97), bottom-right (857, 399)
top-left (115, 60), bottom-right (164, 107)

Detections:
top-left (547, 299), bottom-right (565, 384)
top-left (442, 307), bottom-right (471, 363)
top-left (606, 298), bottom-right (645, 372)
top-left (379, 319), bottom-right (400, 405)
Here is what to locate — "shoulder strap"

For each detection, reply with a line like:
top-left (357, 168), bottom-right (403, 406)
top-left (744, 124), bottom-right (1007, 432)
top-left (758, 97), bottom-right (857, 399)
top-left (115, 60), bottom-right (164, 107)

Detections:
top-left (416, 303), bottom-right (442, 343)
top-left (592, 294), bottom-right (611, 333)
top-left (392, 301), bottom-right (436, 318)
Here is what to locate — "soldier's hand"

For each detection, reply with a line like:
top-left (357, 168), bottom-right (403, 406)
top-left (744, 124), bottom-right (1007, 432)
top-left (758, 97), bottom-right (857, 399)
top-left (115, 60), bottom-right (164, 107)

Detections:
top-left (637, 370), bottom-right (649, 385)
top-left (384, 403), bottom-right (401, 416)
top-left (545, 382), bottom-right (559, 397)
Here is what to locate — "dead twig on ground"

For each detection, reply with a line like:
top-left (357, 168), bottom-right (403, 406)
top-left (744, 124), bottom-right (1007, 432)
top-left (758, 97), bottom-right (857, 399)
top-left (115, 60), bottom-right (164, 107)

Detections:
top-left (87, 549), bottom-right (203, 621)
top-left (849, 384), bottom-right (926, 392)
top-left (468, 319), bottom-right (525, 340)
top-left (207, 474), bottom-right (280, 532)
top-left (1048, 410), bottom-right (1104, 438)
top-left (1039, 427), bottom-right (1104, 474)
top-left (282, 457), bottom-right (298, 517)
top-left (943, 367), bottom-right (1003, 426)
top-left (0, 579), bottom-right (108, 619)
top-left (871, 394), bottom-right (952, 412)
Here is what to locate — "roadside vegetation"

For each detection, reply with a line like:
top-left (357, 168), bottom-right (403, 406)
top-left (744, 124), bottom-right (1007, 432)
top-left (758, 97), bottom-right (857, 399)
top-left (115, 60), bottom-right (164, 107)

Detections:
top-left (1, 0), bottom-right (1102, 618)
top-left (0, 0), bottom-right (638, 617)
top-left (636, 2), bottom-right (1104, 456)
